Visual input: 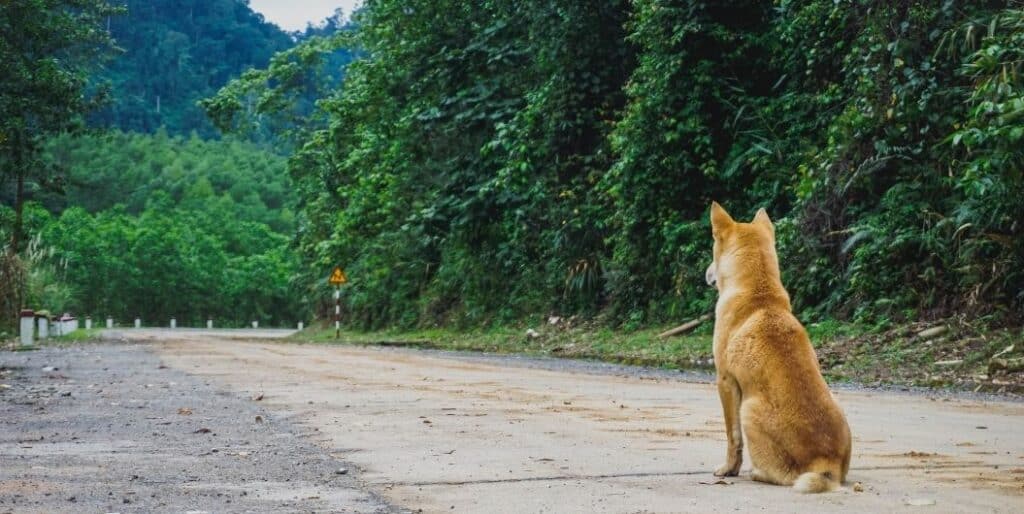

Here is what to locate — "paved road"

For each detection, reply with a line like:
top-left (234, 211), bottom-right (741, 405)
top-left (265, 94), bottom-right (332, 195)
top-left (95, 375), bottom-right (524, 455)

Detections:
top-left (4, 331), bottom-right (1022, 513)
top-left (146, 332), bottom-right (1024, 513)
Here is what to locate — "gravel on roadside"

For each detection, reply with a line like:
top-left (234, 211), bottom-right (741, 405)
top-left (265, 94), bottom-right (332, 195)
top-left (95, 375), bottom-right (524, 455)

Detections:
top-left (0, 343), bottom-right (399, 514)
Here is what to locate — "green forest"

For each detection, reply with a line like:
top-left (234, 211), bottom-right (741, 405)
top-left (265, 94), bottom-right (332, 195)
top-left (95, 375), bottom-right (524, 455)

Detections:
top-left (91, 0), bottom-right (291, 135)
top-left (209, 0), bottom-right (1023, 329)
top-left (1, 0), bottom-right (310, 326)
top-left (3, 0), bottom-right (1023, 337)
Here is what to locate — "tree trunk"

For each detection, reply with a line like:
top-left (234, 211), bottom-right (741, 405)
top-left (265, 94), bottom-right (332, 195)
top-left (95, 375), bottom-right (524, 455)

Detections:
top-left (11, 155), bottom-right (24, 253)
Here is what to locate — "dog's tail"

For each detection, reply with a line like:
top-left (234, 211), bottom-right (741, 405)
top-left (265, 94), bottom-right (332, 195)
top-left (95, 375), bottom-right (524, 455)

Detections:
top-left (793, 470), bottom-right (840, 494)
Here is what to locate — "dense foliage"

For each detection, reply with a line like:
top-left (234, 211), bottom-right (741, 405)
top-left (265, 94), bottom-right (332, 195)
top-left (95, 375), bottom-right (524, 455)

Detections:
top-left (211, 0), bottom-right (1024, 329)
top-left (0, 132), bottom-right (303, 326)
top-left (1, 0), bottom-right (323, 330)
top-left (38, 130), bottom-right (295, 232)
top-left (85, 0), bottom-right (355, 137)
top-left (1, 0), bottom-right (121, 324)
top-left (88, 0), bottom-right (292, 136)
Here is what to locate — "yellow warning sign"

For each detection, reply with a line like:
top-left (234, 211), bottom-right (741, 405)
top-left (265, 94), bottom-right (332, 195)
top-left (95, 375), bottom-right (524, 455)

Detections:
top-left (329, 267), bottom-right (348, 286)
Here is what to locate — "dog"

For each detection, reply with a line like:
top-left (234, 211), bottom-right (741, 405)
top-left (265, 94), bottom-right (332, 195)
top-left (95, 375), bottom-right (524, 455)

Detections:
top-left (704, 202), bottom-right (851, 493)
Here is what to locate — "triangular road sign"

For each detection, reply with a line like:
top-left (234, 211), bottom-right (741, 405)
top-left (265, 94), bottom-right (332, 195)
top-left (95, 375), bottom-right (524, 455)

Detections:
top-left (329, 267), bottom-right (348, 285)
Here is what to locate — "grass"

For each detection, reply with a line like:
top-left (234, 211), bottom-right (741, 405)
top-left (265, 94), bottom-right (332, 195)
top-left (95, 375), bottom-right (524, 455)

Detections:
top-left (1, 327), bottom-right (105, 350)
top-left (60, 328), bottom-right (105, 342)
top-left (295, 319), bottom-right (1024, 393)
top-left (299, 322), bottom-right (716, 370)
top-left (296, 319), bottom-right (877, 372)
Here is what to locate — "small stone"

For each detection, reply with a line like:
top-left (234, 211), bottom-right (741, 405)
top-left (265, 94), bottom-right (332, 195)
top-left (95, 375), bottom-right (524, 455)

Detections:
top-left (335, 468), bottom-right (348, 475)
top-left (852, 482), bottom-right (864, 492)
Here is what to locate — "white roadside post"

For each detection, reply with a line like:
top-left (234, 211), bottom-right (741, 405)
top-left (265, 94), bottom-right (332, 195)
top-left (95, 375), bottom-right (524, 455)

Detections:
top-left (170, 317), bottom-right (176, 330)
top-left (37, 315), bottom-right (49, 339)
top-left (297, 321), bottom-right (304, 331)
top-left (252, 320), bottom-right (258, 329)
top-left (57, 314), bottom-right (77, 335)
top-left (85, 316), bottom-right (92, 330)
top-left (106, 316), bottom-right (113, 329)
top-left (135, 318), bottom-right (141, 329)
top-left (207, 318), bottom-right (213, 329)
top-left (19, 310), bottom-right (34, 347)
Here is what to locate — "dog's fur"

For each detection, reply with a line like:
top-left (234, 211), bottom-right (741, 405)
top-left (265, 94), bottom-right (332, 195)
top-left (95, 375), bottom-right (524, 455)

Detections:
top-left (705, 202), bottom-right (851, 493)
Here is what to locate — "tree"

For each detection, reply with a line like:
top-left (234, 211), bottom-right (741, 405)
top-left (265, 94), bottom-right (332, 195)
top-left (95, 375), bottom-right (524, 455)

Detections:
top-left (202, 0), bottom-right (1023, 328)
top-left (0, 0), bottom-right (122, 252)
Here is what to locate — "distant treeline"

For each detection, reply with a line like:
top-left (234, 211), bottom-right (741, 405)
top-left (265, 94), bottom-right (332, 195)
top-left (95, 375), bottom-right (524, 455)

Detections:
top-left (209, 0), bottom-right (1024, 329)
top-left (0, 132), bottom-right (304, 326)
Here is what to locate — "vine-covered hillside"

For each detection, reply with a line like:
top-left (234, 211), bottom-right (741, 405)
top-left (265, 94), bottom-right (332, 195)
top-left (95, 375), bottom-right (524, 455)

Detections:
top-left (210, 0), bottom-right (1023, 329)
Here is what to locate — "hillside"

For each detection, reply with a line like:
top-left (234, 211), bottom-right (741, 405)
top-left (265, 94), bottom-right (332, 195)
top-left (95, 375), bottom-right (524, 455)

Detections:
top-left (89, 0), bottom-right (294, 136)
top-left (40, 130), bottom-right (295, 232)
top-left (209, 0), bottom-right (1024, 330)
top-left (1, 131), bottom-right (302, 326)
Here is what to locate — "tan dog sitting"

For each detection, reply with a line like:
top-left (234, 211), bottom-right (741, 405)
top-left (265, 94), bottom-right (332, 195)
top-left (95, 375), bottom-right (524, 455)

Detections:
top-left (705, 202), bottom-right (851, 493)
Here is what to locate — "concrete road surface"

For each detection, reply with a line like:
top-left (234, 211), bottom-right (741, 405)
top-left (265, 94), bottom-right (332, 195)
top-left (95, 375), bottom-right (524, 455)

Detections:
top-left (142, 331), bottom-right (1024, 513)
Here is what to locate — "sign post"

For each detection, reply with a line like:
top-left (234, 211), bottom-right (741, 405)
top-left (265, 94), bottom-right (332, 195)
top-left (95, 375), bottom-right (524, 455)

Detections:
top-left (329, 266), bottom-right (348, 339)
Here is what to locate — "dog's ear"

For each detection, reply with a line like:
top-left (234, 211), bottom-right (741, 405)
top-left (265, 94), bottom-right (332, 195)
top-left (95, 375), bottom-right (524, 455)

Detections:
top-left (710, 202), bottom-right (734, 234)
top-left (753, 208), bottom-right (772, 226)
top-left (753, 208), bottom-right (775, 236)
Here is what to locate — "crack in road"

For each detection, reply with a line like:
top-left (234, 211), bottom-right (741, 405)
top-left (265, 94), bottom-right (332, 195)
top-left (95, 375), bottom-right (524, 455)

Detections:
top-left (382, 462), bottom-right (1014, 488)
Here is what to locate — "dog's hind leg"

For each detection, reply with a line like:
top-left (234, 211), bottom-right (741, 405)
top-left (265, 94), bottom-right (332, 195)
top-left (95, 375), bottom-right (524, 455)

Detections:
top-left (750, 467), bottom-right (791, 486)
top-left (741, 398), bottom-right (796, 486)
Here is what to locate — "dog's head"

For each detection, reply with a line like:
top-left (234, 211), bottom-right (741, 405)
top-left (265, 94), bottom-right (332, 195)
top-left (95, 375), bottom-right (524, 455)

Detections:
top-left (705, 202), bottom-right (775, 290)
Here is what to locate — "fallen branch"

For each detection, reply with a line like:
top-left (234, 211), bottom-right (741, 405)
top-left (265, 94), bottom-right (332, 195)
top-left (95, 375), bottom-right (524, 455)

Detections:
top-left (917, 325), bottom-right (948, 339)
top-left (989, 356), bottom-right (1024, 374)
top-left (658, 314), bottom-right (712, 339)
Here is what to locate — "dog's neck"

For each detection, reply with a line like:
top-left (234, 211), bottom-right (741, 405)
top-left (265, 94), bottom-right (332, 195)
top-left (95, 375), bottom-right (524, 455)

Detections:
top-left (714, 247), bottom-right (791, 320)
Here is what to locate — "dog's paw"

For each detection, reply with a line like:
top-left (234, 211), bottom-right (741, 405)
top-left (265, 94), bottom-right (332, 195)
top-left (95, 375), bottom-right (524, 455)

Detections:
top-left (714, 463), bottom-right (740, 477)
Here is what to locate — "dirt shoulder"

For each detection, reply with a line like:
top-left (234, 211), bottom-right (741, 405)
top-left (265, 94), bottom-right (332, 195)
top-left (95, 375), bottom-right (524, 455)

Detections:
top-left (0, 343), bottom-right (397, 514)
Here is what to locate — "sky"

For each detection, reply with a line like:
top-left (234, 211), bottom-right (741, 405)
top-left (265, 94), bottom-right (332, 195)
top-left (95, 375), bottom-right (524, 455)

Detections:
top-left (248, 0), bottom-right (361, 32)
